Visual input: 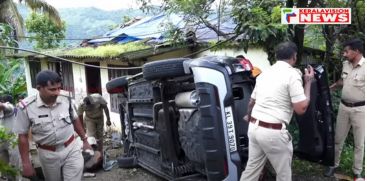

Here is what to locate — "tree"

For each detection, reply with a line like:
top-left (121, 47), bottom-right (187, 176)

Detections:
top-left (0, 23), bottom-right (18, 53)
top-left (0, 0), bottom-right (61, 41)
top-left (138, 0), bottom-right (364, 64)
top-left (0, 23), bottom-right (26, 103)
top-left (231, 0), bottom-right (289, 63)
top-left (137, 0), bottom-right (231, 39)
top-left (0, 23), bottom-right (25, 179)
top-left (138, 0), bottom-right (289, 62)
top-left (25, 12), bottom-right (66, 49)
top-left (0, 59), bottom-right (27, 102)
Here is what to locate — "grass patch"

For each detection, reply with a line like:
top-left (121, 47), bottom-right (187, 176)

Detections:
top-left (293, 157), bottom-right (325, 176)
top-left (41, 42), bottom-right (150, 58)
top-left (293, 143), bottom-right (364, 178)
top-left (64, 42), bottom-right (150, 58)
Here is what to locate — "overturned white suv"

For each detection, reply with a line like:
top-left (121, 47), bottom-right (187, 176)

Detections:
top-left (106, 56), bottom-right (335, 180)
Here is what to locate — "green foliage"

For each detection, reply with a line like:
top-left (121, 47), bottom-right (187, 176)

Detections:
top-left (0, 23), bottom-right (27, 103)
top-left (161, 22), bottom-right (185, 45)
top-left (0, 126), bottom-right (18, 177)
top-left (232, 2), bottom-right (289, 63)
top-left (0, 127), bottom-right (17, 147)
top-left (304, 26), bottom-right (326, 51)
top-left (166, 0), bottom-right (213, 18)
top-left (0, 23), bottom-right (17, 47)
top-left (16, 5), bottom-right (148, 48)
top-left (122, 16), bottom-right (132, 24)
top-left (0, 0), bottom-right (62, 40)
top-left (338, 143), bottom-right (365, 176)
top-left (25, 12), bottom-right (66, 49)
top-left (0, 59), bottom-right (27, 103)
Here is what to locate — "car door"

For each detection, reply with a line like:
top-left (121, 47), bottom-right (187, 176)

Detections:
top-left (294, 64), bottom-right (335, 166)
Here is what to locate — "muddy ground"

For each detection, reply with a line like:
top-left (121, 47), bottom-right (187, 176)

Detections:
top-left (28, 135), bottom-right (348, 181)
top-left (81, 149), bottom-right (341, 181)
top-left (81, 145), bottom-right (341, 181)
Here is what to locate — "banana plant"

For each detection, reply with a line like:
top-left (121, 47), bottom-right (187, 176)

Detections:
top-left (0, 59), bottom-right (26, 104)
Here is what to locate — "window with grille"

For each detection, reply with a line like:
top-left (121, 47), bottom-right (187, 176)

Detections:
top-left (29, 60), bottom-right (41, 88)
top-left (48, 61), bottom-right (75, 97)
top-left (108, 65), bottom-right (141, 113)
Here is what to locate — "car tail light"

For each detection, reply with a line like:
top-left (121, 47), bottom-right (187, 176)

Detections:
top-left (240, 58), bottom-right (253, 71)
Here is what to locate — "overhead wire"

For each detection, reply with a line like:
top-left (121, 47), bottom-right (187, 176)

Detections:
top-left (0, 35), bottom-right (237, 70)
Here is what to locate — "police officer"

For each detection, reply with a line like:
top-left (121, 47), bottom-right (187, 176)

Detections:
top-left (240, 42), bottom-right (314, 181)
top-left (14, 70), bottom-right (92, 181)
top-left (78, 93), bottom-right (111, 154)
top-left (0, 98), bottom-right (19, 180)
top-left (324, 39), bottom-right (365, 180)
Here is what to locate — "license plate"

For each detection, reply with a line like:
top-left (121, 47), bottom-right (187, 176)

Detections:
top-left (225, 107), bottom-right (237, 152)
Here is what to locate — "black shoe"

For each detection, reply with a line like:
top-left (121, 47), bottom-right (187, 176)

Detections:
top-left (354, 174), bottom-right (364, 180)
top-left (324, 166), bottom-right (337, 177)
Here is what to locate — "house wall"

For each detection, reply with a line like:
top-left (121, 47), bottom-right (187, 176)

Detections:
top-left (99, 61), bottom-right (122, 132)
top-left (24, 61), bottom-right (38, 96)
top-left (195, 47), bottom-right (271, 71)
top-left (67, 61), bottom-right (122, 133)
top-left (72, 63), bottom-right (88, 103)
top-left (25, 58), bottom-right (50, 97)
top-left (147, 48), bottom-right (193, 62)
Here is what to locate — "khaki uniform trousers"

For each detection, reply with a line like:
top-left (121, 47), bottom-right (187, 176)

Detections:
top-left (334, 104), bottom-right (365, 174)
top-left (85, 116), bottom-right (104, 141)
top-left (240, 121), bottom-right (293, 181)
top-left (38, 139), bottom-right (83, 181)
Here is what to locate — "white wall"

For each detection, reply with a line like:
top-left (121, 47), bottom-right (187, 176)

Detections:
top-left (195, 47), bottom-right (271, 71)
top-left (24, 61), bottom-right (38, 97)
top-left (99, 62), bottom-right (121, 132)
top-left (72, 63), bottom-right (87, 104)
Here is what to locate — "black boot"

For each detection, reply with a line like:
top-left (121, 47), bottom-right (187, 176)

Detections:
top-left (324, 166), bottom-right (337, 177)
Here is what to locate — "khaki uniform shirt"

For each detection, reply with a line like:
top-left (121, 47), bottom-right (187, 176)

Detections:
top-left (251, 61), bottom-right (306, 124)
top-left (77, 94), bottom-right (107, 119)
top-left (341, 57), bottom-right (365, 102)
top-left (13, 94), bottom-right (77, 146)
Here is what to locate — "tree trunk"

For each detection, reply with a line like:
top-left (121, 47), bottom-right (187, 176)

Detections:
top-left (294, 0), bottom-right (308, 65)
top-left (199, 17), bottom-right (229, 39)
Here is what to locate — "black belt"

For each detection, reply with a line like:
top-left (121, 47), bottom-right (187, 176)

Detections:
top-left (341, 100), bottom-right (365, 107)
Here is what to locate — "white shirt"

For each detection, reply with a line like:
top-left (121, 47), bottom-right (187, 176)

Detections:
top-left (251, 61), bottom-right (306, 124)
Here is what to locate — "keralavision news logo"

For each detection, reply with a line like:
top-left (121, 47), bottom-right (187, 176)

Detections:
top-left (281, 8), bottom-right (351, 24)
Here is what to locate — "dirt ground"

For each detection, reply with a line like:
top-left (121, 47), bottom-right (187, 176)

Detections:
top-left (28, 135), bottom-right (347, 181)
top-left (81, 146), bottom-right (340, 181)
top-left (81, 146), bottom-right (163, 181)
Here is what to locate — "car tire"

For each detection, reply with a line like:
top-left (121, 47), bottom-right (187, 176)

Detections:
top-left (178, 111), bottom-right (205, 163)
top-left (143, 58), bottom-right (189, 80)
top-left (106, 76), bottom-right (128, 94)
top-left (117, 156), bottom-right (138, 168)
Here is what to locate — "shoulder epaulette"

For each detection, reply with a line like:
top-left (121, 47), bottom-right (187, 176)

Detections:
top-left (17, 95), bottom-right (36, 110)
